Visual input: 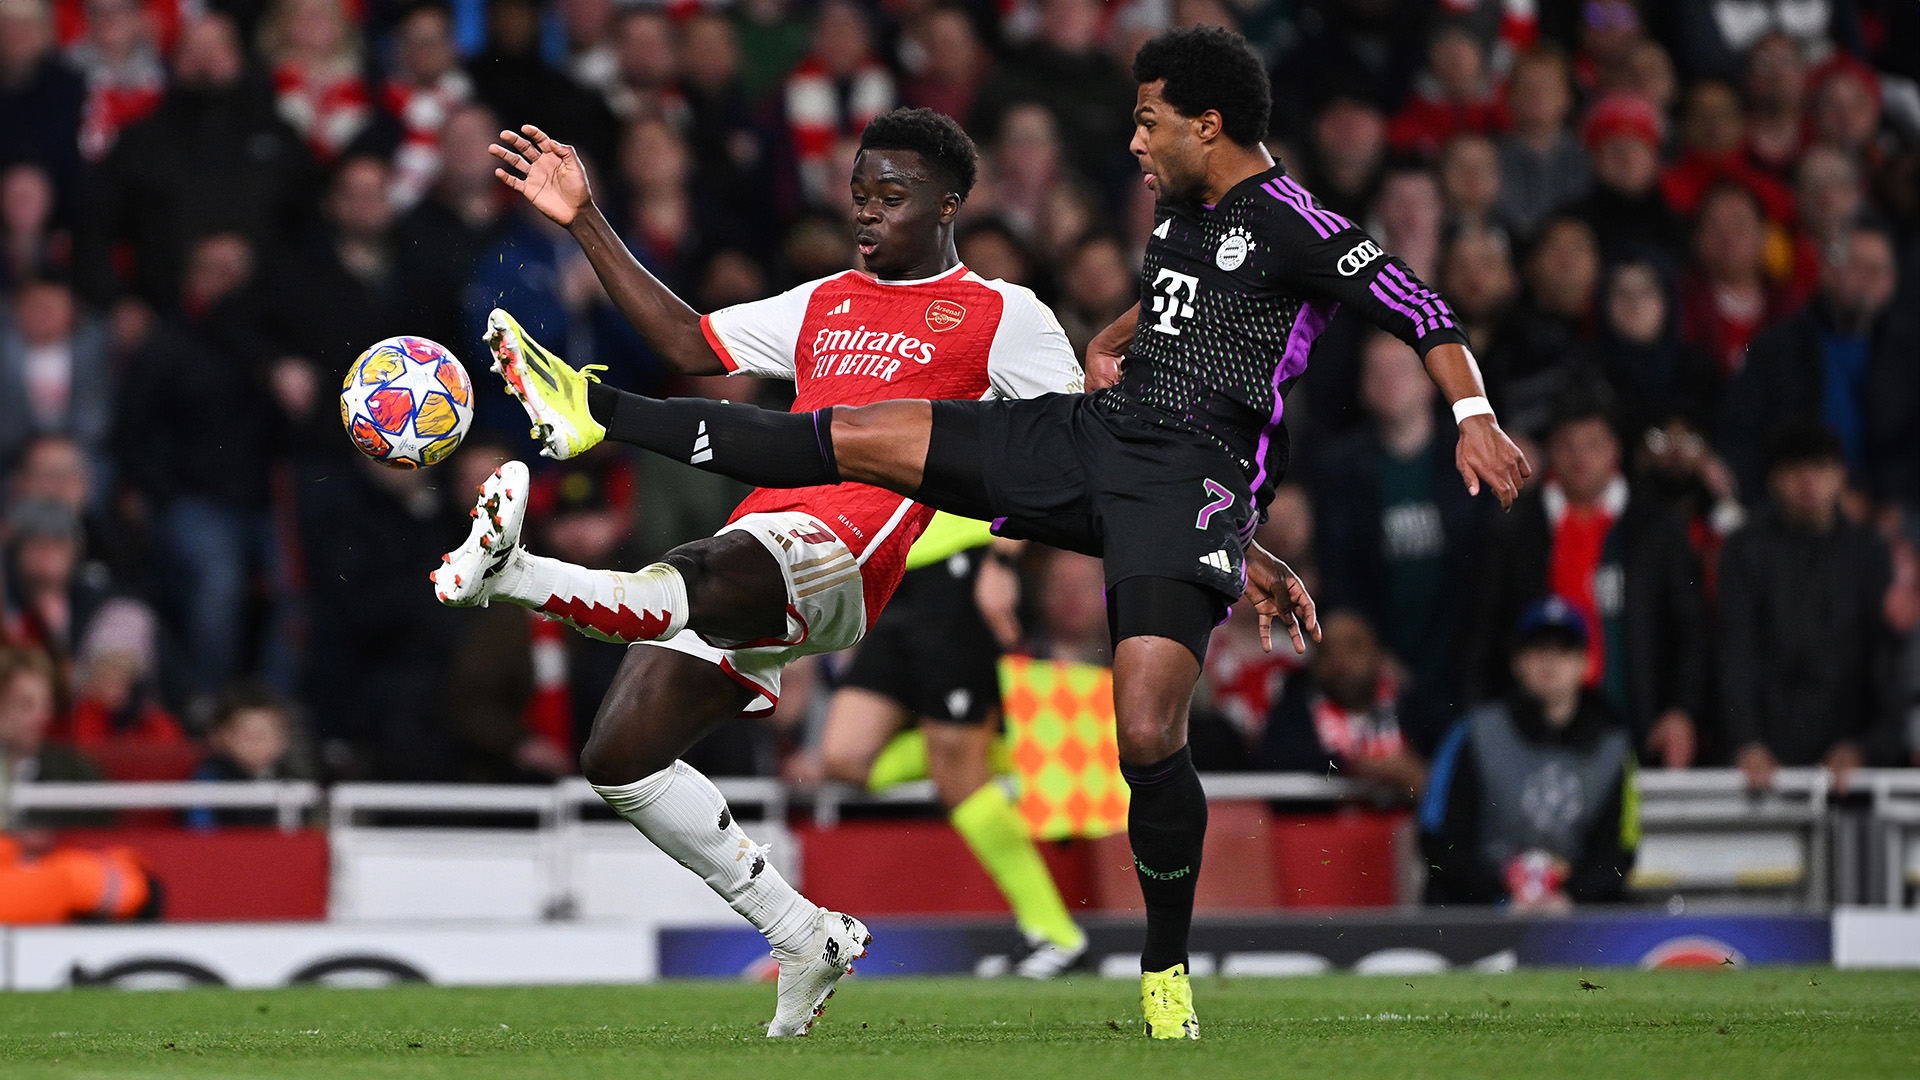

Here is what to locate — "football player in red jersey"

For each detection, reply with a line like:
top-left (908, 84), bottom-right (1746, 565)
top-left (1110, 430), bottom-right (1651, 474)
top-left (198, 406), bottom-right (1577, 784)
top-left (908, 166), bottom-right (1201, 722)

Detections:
top-left (432, 110), bottom-right (1083, 1035)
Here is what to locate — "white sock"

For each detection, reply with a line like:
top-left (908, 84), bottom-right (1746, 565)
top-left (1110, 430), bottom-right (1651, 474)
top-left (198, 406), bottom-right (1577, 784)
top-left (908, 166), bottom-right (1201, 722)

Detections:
top-left (593, 760), bottom-right (818, 956)
top-left (493, 551), bottom-right (689, 643)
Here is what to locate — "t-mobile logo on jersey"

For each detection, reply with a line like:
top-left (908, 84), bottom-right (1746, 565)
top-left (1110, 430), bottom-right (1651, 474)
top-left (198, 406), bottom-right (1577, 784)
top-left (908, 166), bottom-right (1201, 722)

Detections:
top-left (1148, 269), bottom-right (1199, 336)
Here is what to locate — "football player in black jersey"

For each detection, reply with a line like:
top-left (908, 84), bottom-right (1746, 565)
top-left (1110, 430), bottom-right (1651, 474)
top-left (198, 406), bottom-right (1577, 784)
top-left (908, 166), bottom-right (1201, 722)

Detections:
top-left (535, 26), bottom-right (1529, 1038)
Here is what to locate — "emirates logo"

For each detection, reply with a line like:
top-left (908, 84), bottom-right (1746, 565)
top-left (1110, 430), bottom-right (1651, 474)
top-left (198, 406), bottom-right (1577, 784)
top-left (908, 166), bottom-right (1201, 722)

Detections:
top-left (925, 299), bottom-right (965, 332)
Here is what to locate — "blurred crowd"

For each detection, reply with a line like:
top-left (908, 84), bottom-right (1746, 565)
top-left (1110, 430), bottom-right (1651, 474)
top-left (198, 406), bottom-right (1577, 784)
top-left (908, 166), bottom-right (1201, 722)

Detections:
top-left (2, 0), bottom-right (1918, 806)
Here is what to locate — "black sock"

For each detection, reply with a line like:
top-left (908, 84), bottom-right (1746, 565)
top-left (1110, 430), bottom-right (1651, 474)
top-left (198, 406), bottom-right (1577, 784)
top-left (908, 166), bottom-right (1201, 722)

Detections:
top-left (1121, 745), bottom-right (1206, 973)
top-left (586, 385), bottom-right (839, 488)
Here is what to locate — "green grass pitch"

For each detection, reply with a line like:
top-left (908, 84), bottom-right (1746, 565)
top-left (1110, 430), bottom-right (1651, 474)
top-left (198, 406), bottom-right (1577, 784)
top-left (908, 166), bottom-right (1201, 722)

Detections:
top-left (3, 968), bottom-right (1915, 1079)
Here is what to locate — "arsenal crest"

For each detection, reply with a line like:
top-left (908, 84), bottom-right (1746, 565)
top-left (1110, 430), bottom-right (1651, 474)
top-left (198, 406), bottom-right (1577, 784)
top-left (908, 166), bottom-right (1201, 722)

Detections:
top-left (925, 299), bottom-right (966, 332)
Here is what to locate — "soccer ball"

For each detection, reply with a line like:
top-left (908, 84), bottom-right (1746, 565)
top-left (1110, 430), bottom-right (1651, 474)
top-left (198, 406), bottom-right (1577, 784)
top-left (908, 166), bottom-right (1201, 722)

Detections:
top-left (340, 336), bottom-right (475, 469)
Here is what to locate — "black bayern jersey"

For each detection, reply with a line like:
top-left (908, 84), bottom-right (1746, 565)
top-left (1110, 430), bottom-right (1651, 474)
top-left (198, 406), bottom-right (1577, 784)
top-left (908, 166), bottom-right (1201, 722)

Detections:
top-left (1099, 163), bottom-right (1470, 512)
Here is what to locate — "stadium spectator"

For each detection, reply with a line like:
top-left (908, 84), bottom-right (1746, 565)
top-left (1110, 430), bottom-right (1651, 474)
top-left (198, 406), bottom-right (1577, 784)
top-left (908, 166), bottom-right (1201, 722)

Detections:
top-left (1632, 415), bottom-right (1747, 595)
top-left (1421, 597), bottom-right (1637, 908)
top-left (1314, 332), bottom-right (1481, 695)
top-left (256, 0), bottom-right (374, 164)
top-left (1719, 423), bottom-right (1906, 793)
top-left (5, 497), bottom-right (108, 665)
top-left (464, 0), bottom-right (615, 169)
top-left (1805, 52), bottom-right (1884, 166)
top-left (1027, 550), bottom-right (1110, 667)
top-left (1437, 225), bottom-right (1521, 414)
top-left (252, 153), bottom-right (416, 424)
top-left (383, 1), bottom-right (473, 211)
top-left (1487, 215), bottom-right (1602, 420)
top-left (185, 682), bottom-right (305, 827)
top-left (783, 0), bottom-right (895, 209)
top-left (599, 7), bottom-right (682, 125)
top-left (63, 597), bottom-right (183, 748)
top-left (1054, 233), bottom-right (1135, 359)
top-left (76, 12), bottom-right (318, 311)
top-left (7, 434), bottom-right (143, 588)
top-left (1793, 145), bottom-right (1867, 257)
top-left (302, 453), bottom-right (464, 779)
top-left (1604, 37), bottom-right (1680, 123)
top-left (0, 0), bottom-right (85, 213)
top-left (0, 278), bottom-right (113, 476)
top-left (557, 0), bottom-right (620, 105)
top-left (0, 645), bottom-right (106, 829)
top-left (393, 102), bottom-right (507, 361)
top-left (1369, 163), bottom-right (1444, 284)
top-left (1462, 399), bottom-right (1709, 768)
top-left (1436, 131), bottom-right (1509, 235)
top-left (1567, 93), bottom-right (1684, 264)
top-left (1196, 598), bottom-right (1303, 769)
top-left (115, 232), bottom-right (294, 699)
top-left (898, 4), bottom-right (988, 124)
top-left (1258, 609), bottom-right (1437, 798)
top-left (731, 0), bottom-right (811, 100)
top-left (974, 103), bottom-right (1074, 248)
top-left (1497, 46), bottom-right (1590, 241)
top-left (676, 12), bottom-right (776, 256)
top-left (955, 218), bottom-right (1039, 291)
top-left (1742, 32), bottom-right (1808, 177)
top-left (65, 0), bottom-right (164, 165)
top-left (1660, 79), bottom-right (1797, 225)
top-left (971, 0), bottom-right (1135, 209)
top-left (1388, 22), bottom-right (1503, 159)
top-left (1302, 95), bottom-right (1388, 222)
top-left (1594, 256), bottom-right (1719, 439)
top-left (1722, 219), bottom-right (1914, 503)
top-left (615, 116), bottom-right (729, 296)
top-left (1678, 183), bottom-right (1793, 377)
top-left (0, 163), bottom-right (69, 294)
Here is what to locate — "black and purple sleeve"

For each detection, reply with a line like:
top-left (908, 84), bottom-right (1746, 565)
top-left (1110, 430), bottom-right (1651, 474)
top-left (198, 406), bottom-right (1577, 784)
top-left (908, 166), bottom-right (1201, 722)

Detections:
top-left (1256, 173), bottom-right (1471, 357)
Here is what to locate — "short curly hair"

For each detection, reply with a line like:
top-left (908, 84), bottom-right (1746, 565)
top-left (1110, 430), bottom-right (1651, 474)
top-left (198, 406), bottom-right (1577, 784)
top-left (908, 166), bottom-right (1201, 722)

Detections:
top-left (858, 107), bottom-right (979, 200)
top-left (1132, 26), bottom-right (1273, 147)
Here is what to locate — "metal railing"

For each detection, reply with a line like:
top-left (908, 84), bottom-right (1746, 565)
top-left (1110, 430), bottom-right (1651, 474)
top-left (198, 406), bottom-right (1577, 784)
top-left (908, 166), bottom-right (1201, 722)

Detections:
top-left (7, 769), bottom-right (1920, 907)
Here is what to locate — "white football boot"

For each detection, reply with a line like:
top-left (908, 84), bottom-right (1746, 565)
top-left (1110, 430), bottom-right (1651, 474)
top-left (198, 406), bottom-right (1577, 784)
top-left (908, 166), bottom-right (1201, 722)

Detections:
top-left (431, 461), bottom-right (529, 607)
top-left (765, 909), bottom-right (872, 1037)
top-left (1014, 932), bottom-right (1089, 979)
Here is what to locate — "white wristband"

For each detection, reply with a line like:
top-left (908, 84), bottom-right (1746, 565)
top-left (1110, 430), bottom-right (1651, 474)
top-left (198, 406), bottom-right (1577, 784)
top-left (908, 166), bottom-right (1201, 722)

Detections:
top-left (1451, 396), bottom-right (1495, 425)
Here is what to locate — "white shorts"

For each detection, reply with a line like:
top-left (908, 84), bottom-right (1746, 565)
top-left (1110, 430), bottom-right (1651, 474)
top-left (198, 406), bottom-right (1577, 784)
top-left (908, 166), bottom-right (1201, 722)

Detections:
top-left (637, 511), bottom-right (868, 716)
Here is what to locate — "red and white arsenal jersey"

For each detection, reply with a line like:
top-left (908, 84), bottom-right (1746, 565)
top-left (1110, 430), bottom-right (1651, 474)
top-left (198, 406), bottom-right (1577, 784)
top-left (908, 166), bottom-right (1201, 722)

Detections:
top-left (698, 263), bottom-right (1082, 623)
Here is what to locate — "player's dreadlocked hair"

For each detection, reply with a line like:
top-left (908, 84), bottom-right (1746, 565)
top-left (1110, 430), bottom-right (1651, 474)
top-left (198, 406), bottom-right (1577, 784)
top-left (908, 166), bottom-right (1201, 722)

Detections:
top-left (1132, 25), bottom-right (1273, 147)
top-left (858, 108), bottom-right (980, 200)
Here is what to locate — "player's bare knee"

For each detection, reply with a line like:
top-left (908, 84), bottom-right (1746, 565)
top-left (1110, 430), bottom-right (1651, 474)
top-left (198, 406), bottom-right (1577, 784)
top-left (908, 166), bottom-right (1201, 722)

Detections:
top-left (829, 401), bottom-right (929, 489)
top-left (1115, 709), bottom-right (1188, 766)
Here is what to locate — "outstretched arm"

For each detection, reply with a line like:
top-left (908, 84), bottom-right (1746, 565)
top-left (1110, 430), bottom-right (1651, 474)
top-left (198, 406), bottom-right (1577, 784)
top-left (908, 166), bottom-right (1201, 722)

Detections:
top-left (1242, 540), bottom-right (1321, 654)
top-left (491, 125), bottom-right (723, 376)
top-left (1422, 342), bottom-right (1531, 509)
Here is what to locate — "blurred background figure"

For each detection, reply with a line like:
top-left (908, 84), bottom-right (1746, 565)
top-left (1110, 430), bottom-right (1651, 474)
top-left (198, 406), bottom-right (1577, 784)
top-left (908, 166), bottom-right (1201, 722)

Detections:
top-left (1718, 422), bottom-right (1905, 793)
top-left (186, 683), bottom-right (303, 827)
top-left (1421, 598), bottom-right (1638, 909)
top-left (1257, 609), bottom-right (1436, 799)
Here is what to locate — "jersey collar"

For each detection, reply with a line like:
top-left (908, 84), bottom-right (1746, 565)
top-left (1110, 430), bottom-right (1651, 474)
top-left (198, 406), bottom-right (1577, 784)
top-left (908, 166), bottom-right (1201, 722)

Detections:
top-left (872, 263), bottom-right (970, 287)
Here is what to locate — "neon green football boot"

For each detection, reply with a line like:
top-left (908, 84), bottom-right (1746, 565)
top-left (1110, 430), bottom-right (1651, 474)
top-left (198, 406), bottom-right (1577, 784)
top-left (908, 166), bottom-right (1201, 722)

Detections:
top-left (1141, 963), bottom-right (1199, 1039)
top-left (484, 308), bottom-right (607, 460)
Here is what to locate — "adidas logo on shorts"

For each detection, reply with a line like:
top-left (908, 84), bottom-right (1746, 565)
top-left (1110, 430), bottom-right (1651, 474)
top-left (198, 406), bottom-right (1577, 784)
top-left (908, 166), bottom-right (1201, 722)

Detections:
top-left (1199, 550), bottom-right (1234, 574)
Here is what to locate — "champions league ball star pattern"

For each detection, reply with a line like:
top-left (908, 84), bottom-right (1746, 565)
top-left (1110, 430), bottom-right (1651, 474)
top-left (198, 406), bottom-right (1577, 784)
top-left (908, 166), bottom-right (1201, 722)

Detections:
top-left (340, 336), bottom-right (475, 468)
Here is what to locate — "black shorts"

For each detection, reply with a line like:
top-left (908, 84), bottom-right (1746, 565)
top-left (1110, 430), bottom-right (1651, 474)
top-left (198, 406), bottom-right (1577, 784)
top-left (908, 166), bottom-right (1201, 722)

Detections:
top-left (926, 393), bottom-right (1255, 603)
top-left (840, 547), bottom-right (1002, 725)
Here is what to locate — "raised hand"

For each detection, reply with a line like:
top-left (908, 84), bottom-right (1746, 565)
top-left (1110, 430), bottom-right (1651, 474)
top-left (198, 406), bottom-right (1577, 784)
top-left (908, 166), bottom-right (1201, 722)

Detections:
top-left (1456, 414), bottom-right (1531, 510)
top-left (490, 124), bottom-right (593, 228)
top-left (1242, 540), bottom-right (1320, 655)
